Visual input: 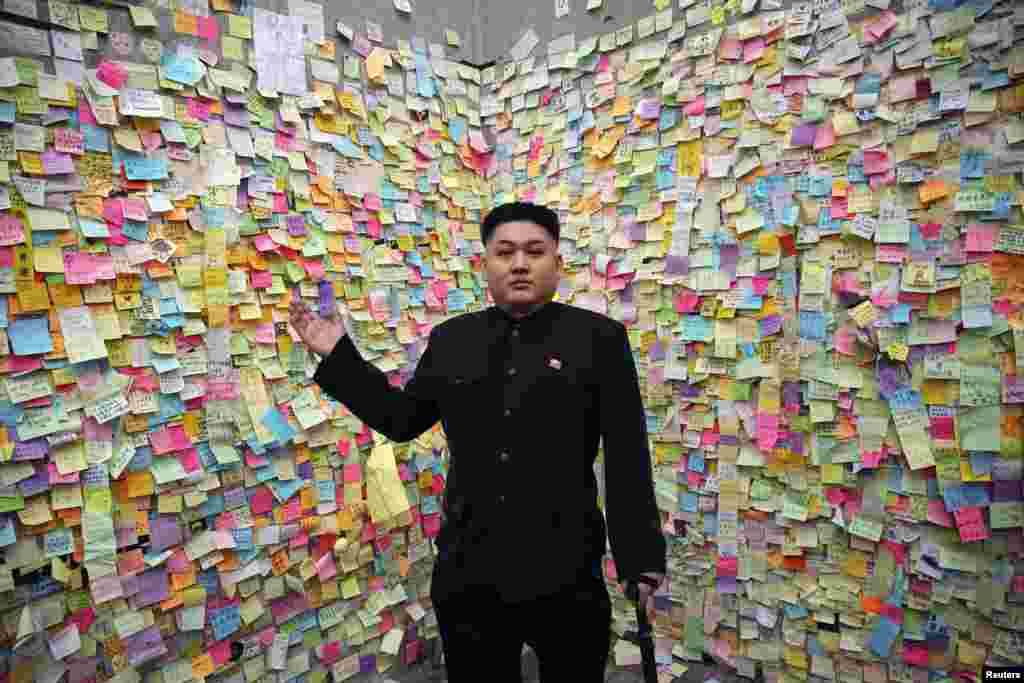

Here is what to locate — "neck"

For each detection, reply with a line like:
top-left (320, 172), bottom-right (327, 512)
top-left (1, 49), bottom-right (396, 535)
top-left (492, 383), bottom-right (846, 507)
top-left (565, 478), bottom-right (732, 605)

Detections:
top-left (497, 299), bottom-right (549, 320)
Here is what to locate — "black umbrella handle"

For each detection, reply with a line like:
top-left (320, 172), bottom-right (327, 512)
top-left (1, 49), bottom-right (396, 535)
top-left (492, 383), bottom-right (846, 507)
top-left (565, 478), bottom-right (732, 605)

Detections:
top-left (626, 576), bottom-right (661, 683)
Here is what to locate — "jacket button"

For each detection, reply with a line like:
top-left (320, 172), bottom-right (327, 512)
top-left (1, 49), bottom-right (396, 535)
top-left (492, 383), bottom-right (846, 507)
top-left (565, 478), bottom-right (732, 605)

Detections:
top-left (498, 495), bottom-right (506, 503)
top-left (499, 452), bottom-right (510, 462)
top-left (512, 328), bottom-right (519, 337)
top-left (507, 367), bottom-right (517, 376)
top-left (504, 408), bottom-right (511, 417)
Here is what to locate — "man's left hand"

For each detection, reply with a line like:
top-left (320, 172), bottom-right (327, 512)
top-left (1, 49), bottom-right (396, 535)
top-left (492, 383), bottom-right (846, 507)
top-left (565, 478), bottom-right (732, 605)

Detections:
top-left (637, 572), bottom-right (665, 610)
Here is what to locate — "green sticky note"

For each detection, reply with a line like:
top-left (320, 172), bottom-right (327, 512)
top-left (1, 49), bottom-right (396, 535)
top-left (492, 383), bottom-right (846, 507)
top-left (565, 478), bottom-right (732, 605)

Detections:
top-left (685, 616), bottom-right (704, 651)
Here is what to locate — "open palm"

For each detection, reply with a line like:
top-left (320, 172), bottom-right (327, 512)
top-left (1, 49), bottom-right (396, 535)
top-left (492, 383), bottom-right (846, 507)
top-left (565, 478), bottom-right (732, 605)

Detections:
top-left (289, 297), bottom-right (345, 357)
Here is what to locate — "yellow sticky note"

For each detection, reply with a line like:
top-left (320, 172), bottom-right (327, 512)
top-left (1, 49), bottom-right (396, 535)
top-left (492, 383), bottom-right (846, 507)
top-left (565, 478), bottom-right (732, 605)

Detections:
top-left (228, 14), bottom-right (252, 38)
top-left (129, 6), bottom-right (158, 27)
top-left (887, 343), bottom-right (909, 362)
top-left (341, 575), bottom-right (361, 599)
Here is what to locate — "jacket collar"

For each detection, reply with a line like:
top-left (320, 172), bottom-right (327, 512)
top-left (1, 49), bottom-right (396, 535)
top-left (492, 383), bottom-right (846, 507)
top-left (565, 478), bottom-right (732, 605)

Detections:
top-left (487, 298), bottom-right (560, 335)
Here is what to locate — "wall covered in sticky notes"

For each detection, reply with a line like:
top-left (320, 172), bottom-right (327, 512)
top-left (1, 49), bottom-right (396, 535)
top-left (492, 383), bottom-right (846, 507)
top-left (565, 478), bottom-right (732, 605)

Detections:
top-left (1, 0), bottom-right (1024, 682)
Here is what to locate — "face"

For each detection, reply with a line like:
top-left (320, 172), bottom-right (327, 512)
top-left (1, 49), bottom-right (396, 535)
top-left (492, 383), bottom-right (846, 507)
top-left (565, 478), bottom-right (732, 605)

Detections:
top-left (483, 220), bottom-right (562, 316)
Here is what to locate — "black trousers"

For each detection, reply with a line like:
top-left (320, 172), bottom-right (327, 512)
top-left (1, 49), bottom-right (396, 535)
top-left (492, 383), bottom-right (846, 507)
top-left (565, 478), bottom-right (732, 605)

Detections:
top-left (433, 569), bottom-right (612, 682)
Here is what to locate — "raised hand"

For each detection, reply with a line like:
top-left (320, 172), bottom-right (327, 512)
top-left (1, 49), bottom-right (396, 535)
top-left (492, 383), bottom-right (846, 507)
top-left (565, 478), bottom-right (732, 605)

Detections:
top-left (289, 295), bottom-right (346, 357)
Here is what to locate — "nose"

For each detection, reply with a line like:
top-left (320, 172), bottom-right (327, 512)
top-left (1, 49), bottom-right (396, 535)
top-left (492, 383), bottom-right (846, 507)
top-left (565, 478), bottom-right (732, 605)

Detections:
top-left (511, 252), bottom-right (529, 271)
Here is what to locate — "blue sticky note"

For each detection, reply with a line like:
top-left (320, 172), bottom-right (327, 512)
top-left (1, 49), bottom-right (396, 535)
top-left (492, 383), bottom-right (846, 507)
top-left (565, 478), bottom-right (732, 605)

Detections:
top-left (960, 150), bottom-right (988, 180)
top-left (969, 452), bottom-right (995, 476)
top-left (269, 477), bottom-right (303, 502)
top-left (82, 123), bottom-right (110, 152)
top-left (122, 220), bottom-right (149, 241)
top-left (0, 102), bottom-right (15, 124)
top-left (9, 316), bottom-right (53, 356)
top-left (332, 136), bottom-right (362, 158)
top-left (123, 154), bottom-right (169, 180)
top-left (211, 606), bottom-right (241, 640)
top-left (161, 54), bottom-right (204, 85)
top-left (448, 116), bottom-right (467, 144)
top-left (231, 527), bottom-right (254, 550)
top-left (869, 616), bottom-right (900, 658)
top-left (891, 304), bottom-right (912, 324)
top-left (799, 312), bottom-right (826, 341)
top-left (316, 480), bottom-right (336, 507)
top-left (421, 495), bottom-right (440, 514)
top-left (0, 515), bottom-right (16, 547)
top-left (941, 485), bottom-right (969, 512)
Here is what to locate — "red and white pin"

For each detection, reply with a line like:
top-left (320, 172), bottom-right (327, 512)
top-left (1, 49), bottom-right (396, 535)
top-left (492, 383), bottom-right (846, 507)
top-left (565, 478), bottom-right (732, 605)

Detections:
top-left (547, 357), bottom-right (562, 370)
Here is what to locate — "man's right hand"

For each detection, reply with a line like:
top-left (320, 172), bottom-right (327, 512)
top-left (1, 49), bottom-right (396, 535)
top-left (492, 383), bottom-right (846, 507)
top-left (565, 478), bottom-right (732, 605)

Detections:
top-left (289, 294), bottom-right (346, 357)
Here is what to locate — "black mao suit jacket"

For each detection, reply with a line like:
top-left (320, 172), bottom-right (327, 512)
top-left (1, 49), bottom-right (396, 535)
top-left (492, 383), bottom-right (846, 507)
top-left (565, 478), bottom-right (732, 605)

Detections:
top-left (313, 299), bottom-right (666, 605)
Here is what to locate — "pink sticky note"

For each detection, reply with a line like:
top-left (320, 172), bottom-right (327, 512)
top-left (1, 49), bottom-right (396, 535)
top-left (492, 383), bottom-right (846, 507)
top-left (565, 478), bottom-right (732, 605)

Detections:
top-left (743, 38), bottom-right (765, 63)
top-left (966, 223), bottom-right (996, 252)
top-left (319, 642), bottom-right (343, 666)
top-left (814, 121), bottom-right (836, 151)
top-left (863, 150), bottom-right (891, 175)
top-left (902, 643), bottom-right (929, 667)
top-left (253, 323), bottom-right (275, 344)
top-left (251, 270), bottom-right (272, 288)
top-left (41, 150), bottom-right (75, 175)
top-left (187, 97), bottom-right (211, 121)
top-left (684, 96), bottom-right (705, 116)
top-left (250, 487), bottom-right (274, 514)
top-left (757, 413), bottom-right (779, 450)
top-left (304, 259), bottom-right (326, 280)
top-left (0, 214), bottom-right (26, 246)
top-left (122, 198), bottom-right (148, 221)
top-left (78, 97), bottom-right (98, 126)
top-left (954, 507), bottom-right (989, 542)
top-left (198, 15), bottom-right (220, 43)
top-left (64, 252), bottom-right (97, 285)
top-left (927, 500), bottom-right (955, 528)
top-left (177, 448), bottom-right (201, 473)
top-left (253, 234), bottom-right (276, 252)
top-left (96, 61), bottom-right (128, 89)
top-left (421, 512), bottom-right (441, 538)
top-left (343, 463), bottom-right (362, 483)
top-left (719, 38), bottom-right (742, 60)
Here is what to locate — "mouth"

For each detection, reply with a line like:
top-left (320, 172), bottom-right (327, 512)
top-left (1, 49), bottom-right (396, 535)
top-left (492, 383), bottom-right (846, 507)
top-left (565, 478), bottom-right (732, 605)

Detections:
top-left (510, 281), bottom-right (532, 288)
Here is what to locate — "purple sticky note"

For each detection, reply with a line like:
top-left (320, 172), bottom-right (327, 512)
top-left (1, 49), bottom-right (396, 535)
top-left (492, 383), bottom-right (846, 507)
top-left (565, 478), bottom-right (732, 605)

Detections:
top-left (791, 123), bottom-right (817, 147)
top-left (223, 104), bottom-right (250, 127)
top-left (13, 439), bottom-right (48, 460)
top-left (286, 214), bottom-right (306, 236)
top-left (719, 244), bottom-right (739, 277)
top-left (18, 469), bottom-right (50, 497)
top-left (318, 280), bottom-right (336, 317)
top-left (626, 221), bottom-right (646, 242)
top-left (68, 658), bottom-right (101, 683)
top-left (120, 574), bottom-right (140, 598)
top-left (665, 254), bottom-right (689, 276)
top-left (41, 149), bottom-right (76, 175)
top-left (132, 567), bottom-right (170, 608)
top-left (124, 625), bottom-right (168, 667)
top-left (150, 516), bottom-right (183, 553)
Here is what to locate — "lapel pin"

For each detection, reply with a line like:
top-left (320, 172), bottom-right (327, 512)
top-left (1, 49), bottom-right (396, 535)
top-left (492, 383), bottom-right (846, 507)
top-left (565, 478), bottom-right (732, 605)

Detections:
top-left (548, 357), bottom-right (562, 370)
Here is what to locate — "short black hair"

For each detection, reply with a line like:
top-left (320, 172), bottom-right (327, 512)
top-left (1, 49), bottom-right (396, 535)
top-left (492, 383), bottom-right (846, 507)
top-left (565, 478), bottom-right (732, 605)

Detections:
top-left (481, 202), bottom-right (560, 245)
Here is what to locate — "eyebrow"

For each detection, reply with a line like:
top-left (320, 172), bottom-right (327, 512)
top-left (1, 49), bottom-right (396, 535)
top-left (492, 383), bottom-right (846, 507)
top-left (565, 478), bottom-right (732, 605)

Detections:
top-left (495, 240), bottom-right (547, 247)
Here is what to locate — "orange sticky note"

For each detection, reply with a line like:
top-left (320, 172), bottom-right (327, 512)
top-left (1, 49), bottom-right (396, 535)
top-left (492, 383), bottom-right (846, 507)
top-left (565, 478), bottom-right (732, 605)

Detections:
top-left (175, 10), bottom-right (198, 34)
top-left (192, 654), bottom-right (214, 679)
top-left (920, 179), bottom-right (948, 203)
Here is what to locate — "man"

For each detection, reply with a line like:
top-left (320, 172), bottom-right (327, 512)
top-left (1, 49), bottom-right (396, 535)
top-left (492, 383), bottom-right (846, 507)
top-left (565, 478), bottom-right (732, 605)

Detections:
top-left (289, 201), bottom-right (666, 682)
